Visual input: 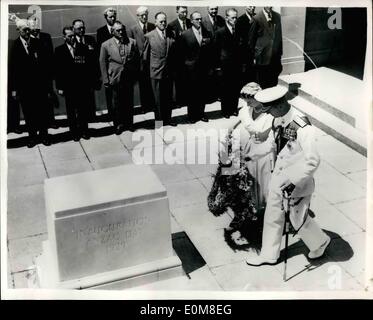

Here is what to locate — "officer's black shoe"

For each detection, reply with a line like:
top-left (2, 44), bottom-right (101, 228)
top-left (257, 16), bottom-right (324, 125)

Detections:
top-left (223, 114), bottom-right (230, 119)
top-left (81, 133), bottom-right (90, 140)
top-left (115, 124), bottom-right (124, 135)
top-left (42, 138), bottom-right (51, 146)
top-left (27, 138), bottom-right (37, 148)
top-left (232, 111), bottom-right (239, 117)
top-left (200, 117), bottom-right (209, 122)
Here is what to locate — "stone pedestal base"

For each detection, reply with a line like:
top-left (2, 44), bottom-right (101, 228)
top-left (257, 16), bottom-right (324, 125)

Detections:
top-left (36, 240), bottom-right (184, 290)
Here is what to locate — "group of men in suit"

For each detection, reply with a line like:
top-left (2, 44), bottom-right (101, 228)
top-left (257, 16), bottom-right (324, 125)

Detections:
top-left (9, 6), bottom-right (283, 147)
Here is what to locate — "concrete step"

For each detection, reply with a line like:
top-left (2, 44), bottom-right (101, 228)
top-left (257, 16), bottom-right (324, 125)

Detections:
top-left (279, 67), bottom-right (367, 131)
top-left (287, 94), bottom-right (367, 156)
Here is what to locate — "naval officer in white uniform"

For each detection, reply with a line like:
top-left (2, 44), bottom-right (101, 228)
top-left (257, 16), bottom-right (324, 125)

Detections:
top-left (245, 85), bottom-right (331, 266)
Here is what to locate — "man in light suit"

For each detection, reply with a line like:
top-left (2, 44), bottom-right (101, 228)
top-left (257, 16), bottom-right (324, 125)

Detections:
top-left (245, 86), bottom-right (331, 266)
top-left (96, 8), bottom-right (117, 121)
top-left (143, 12), bottom-right (177, 126)
top-left (100, 21), bottom-right (140, 134)
top-left (179, 11), bottom-right (212, 123)
top-left (128, 6), bottom-right (156, 114)
top-left (201, 6), bottom-right (225, 103)
top-left (10, 19), bottom-right (51, 147)
top-left (236, 6), bottom-right (256, 85)
top-left (249, 7), bottom-right (283, 89)
top-left (167, 6), bottom-right (192, 107)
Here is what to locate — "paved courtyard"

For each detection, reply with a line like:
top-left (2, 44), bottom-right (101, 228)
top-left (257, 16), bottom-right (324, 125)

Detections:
top-left (5, 102), bottom-right (368, 292)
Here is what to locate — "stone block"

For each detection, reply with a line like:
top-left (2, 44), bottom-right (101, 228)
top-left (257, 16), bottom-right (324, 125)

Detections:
top-left (37, 164), bottom-right (182, 288)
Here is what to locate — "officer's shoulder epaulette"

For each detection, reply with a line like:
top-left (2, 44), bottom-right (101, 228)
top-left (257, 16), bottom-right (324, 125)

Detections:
top-left (293, 115), bottom-right (311, 128)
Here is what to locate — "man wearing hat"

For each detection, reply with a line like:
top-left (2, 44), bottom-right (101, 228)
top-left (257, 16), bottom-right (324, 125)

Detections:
top-left (10, 19), bottom-right (51, 147)
top-left (245, 85), bottom-right (331, 266)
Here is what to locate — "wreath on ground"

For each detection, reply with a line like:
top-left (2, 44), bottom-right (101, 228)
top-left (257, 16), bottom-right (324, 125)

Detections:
top-left (207, 133), bottom-right (264, 251)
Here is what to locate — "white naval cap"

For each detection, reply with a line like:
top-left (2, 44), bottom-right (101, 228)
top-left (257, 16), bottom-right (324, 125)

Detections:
top-left (254, 85), bottom-right (288, 104)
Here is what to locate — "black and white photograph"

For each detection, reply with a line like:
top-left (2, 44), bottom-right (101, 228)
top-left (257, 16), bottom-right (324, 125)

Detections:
top-left (1, 0), bottom-right (372, 300)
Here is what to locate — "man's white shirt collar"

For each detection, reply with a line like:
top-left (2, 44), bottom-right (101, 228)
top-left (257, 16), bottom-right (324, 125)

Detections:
top-left (156, 27), bottom-right (165, 39)
top-left (208, 14), bottom-right (215, 25)
top-left (192, 26), bottom-right (202, 42)
top-left (20, 36), bottom-right (29, 54)
top-left (246, 12), bottom-right (253, 21)
top-left (66, 43), bottom-right (75, 57)
top-left (139, 21), bottom-right (145, 30)
top-left (263, 9), bottom-right (272, 22)
top-left (107, 24), bottom-right (112, 33)
top-left (178, 18), bottom-right (186, 30)
top-left (226, 23), bottom-right (233, 34)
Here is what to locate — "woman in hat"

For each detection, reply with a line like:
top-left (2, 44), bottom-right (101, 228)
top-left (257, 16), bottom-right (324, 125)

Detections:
top-left (208, 82), bottom-right (274, 247)
top-left (235, 82), bottom-right (274, 208)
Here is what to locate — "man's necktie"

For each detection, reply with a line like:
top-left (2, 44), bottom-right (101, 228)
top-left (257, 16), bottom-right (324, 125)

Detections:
top-left (182, 21), bottom-right (186, 31)
top-left (197, 29), bottom-right (202, 45)
top-left (110, 27), bottom-right (113, 34)
top-left (212, 16), bottom-right (217, 31)
top-left (142, 23), bottom-right (147, 34)
top-left (231, 25), bottom-right (235, 36)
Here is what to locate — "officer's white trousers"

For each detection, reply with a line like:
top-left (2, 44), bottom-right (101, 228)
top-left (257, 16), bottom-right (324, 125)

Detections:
top-left (260, 176), bottom-right (328, 260)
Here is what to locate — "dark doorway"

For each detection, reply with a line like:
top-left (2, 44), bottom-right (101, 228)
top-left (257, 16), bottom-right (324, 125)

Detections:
top-left (304, 8), bottom-right (367, 80)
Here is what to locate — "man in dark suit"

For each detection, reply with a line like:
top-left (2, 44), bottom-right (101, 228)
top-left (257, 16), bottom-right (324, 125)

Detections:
top-left (10, 19), bottom-right (51, 147)
top-left (128, 6), bottom-right (156, 114)
top-left (249, 7), bottom-right (283, 89)
top-left (179, 11), bottom-right (212, 123)
top-left (236, 6), bottom-right (256, 85)
top-left (28, 15), bottom-right (58, 130)
top-left (96, 8), bottom-right (117, 121)
top-left (73, 19), bottom-right (100, 121)
top-left (214, 8), bottom-right (245, 118)
top-left (201, 6), bottom-right (225, 36)
top-left (143, 12), bottom-right (177, 126)
top-left (55, 27), bottom-right (94, 141)
top-left (167, 6), bottom-right (191, 107)
top-left (202, 6), bottom-right (225, 103)
top-left (99, 21), bottom-right (140, 134)
top-left (96, 7), bottom-right (116, 48)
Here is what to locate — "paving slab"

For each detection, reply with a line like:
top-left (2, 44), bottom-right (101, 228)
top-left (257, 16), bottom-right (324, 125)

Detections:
top-left (346, 170), bottom-right (367, 189)
top-left (7, 146), bottom-right (43, 167)
top-left (151, 164), bottom-right (195, 185)
top-left (80, 135), bottom-right (127, 159)
top-left (90, 151), bottom-right (133, 170)
top-left (211, 261), bottom-right (290, 291)
top-left (7, 184), bottom-right (47, 240)
top-left (198, 176), bottom-right (214, 192)
top-left (274, 250), bottom-right (363, 291)
top-left (327, 232), bottom-right (366, 279)
top-left (171, 203), bottom-right (232, 239)
top-left (45, 157), bottom-right (93, 178)
top-left (39, 141), bottom-right (87, 163)
top-left (190, 229), bottom-right (250, 268)
top-left (316, 172), bottom-right (366, 204)
top-left (166, 179), bottom-right (208, 211)
top-left (130, 265), bottom-right (222, 291)
top-left (8, 233), bottom-right (47, 273)
top-left (335, 198), bottom-right (367, 231)
top-left (120, 129), bottom-right (165, 150)
top-left (8, 163), bottom-right (47, 188)
top-left (310, 193), bottom-right (363, 238)
top-left (316, 135), bottom-right (367, 174)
